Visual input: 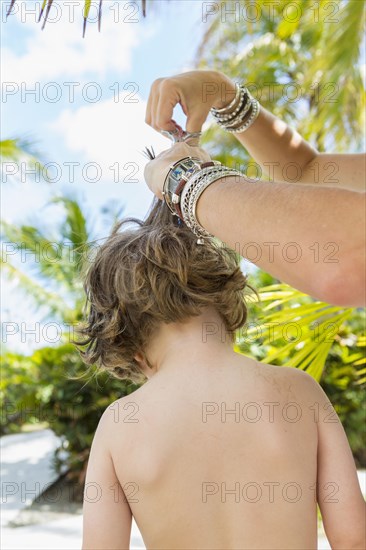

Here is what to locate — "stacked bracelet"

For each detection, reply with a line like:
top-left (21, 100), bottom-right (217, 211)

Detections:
top-left (210, 84), bottom-right (260, 133)
top-left (180, 165), bottom-right (243, 241)
top-left (162, 157), bottom-right (244, 243)
top-left (211, 82), bottom-right (241, 115)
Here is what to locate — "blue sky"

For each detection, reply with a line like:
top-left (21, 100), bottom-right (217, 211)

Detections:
top-left (1, 0), bottom-right (211, 352)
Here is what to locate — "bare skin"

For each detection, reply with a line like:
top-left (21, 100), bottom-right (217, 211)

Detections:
top-left (144, 70), bottom-right (366, 306)
top-left (82, 308), bottom-right (365, 550)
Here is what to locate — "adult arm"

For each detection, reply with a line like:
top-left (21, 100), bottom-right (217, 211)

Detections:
top-left (145, 72), bottom-right (366, 306)
top-left (196, 174), bottom-right (365, 306)
top-left (144, 142), bottom-right (366, 307)
top-left (146, 71), bottom-right (366, 192)
top-left (234, 105), bottom-right (366, 191)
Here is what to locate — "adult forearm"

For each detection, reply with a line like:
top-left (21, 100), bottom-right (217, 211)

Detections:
top-left (233, 106), bottom-right (318, 183)
top-left (196, 175), bottom-right (366, 306)
top-left (231, 105), bottom-right (365, 191)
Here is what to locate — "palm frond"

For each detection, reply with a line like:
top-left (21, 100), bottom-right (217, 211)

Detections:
top-left (41, 0), bottom-right (54, 31)
top-left (98, 0), bottom-right (102, 32)
top-left (0, 260), bottom-right (74, 321)
top-left (7, 0), bottom-right (150, 36)
top-left (196, 0), bottom-right (365, 152)
top-left (1, 220), bottom-right (72, 285)
top-left (38, 0), bottom-right (47, 23)
top-left (1, 197), bottom-right (97, 321)
top-left (83, 0), bottom-right (92, 38)
top-left (238, 283), bottom-right (354, 381)
top-left (52, 198), bottom-right (89, 248)
top-left (0, 138), bottom-right (48, 183)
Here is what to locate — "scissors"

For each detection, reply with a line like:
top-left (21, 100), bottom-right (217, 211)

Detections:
top-left (142, 129), bottom-right (202, 160)
top-left (160, 128), bottom-right (202, 145)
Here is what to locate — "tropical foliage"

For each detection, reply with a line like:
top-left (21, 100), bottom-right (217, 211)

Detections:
top-left (1, 139), bottom-right (46, 183)
top-left (6, 0), bottom-right (151, 37)
top-left (1, 197), bottom-right (91, 324)
top-left (0, 345), bottom-right (139, 499)
top-left (1, 197), bottom-right (129, 496)
top-left (237, 282), bottom-right (365, 384)
top-left (197, 0), bottom-right (365, 154)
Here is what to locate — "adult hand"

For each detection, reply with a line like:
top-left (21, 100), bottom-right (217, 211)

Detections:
top-left (144, 142), bottom-right (212, 200)
top-left (145, 70), bottom-right (236, 134)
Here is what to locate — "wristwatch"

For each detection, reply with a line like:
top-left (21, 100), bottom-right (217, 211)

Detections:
top-left (162, 157), bottom-right (203, 217)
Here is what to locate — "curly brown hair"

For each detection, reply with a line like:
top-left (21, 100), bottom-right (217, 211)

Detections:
top-left (77, 198), bottom-right (251, 383)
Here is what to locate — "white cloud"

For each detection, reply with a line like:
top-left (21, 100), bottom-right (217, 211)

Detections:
top-left (2, 0), bottom-right (142, 82)
top-left (49, 90), bottom-right (169, 182)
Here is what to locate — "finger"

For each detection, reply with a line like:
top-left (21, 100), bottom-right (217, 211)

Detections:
top-left (171, 119), bottom-right (184, 134)
top-left (155, 81), bottom-right (180, 132)
top-left (150, 89), bottom-right (161, 131)
top-left (145, 79), bottom-right (161, 127)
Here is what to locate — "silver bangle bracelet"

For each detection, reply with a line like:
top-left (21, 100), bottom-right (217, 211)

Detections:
top-left (210, 82), bottom-right (240, 115)
top-left (180, 166), bottom-right (219, 225)
top-left (211, 85), bottom-right (261, 134)
top-left (211, 88), bottom-right (247, 122)
top-left (181, 166), bottom-right (244, 240)
top-left (216, 95), bottom-right (252, 125)
top-left (189, 169), bottom-right (243, 237)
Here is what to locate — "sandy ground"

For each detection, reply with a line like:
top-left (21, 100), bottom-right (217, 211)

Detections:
top-left (2, 428), bottom-right (365, 549)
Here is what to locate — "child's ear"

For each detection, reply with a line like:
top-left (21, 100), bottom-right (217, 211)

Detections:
top-left (134, 352), bottom-right (144, 363)
top-left (134, 352), bottom-right (154, 378)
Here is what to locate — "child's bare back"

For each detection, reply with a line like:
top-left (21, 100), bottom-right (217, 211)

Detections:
top-left (83, 349), bottom-right (365, 549)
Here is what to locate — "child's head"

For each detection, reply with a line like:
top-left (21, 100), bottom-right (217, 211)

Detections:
top-left (78, 199), bottom-right (250, 382)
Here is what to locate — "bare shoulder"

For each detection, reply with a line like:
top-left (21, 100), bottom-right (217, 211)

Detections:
top-left (257, 362), bottom-right (329, 404)
top-left (260, 362), bottom-right (320, 385)
top-left (100, 391), bottom-right (144, 430)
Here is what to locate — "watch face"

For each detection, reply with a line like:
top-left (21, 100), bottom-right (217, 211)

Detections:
top-left (172, 166), bottom-right (184, 180)
top-left (171, 160), bottom-right (194, 186)
top-left (167, 158), bottom-right (202, 203)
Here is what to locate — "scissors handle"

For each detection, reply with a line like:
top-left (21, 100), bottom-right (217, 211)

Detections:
top-left (161, 129), bottom-right (202, 145)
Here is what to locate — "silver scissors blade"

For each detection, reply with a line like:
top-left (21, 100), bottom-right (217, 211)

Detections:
top-left (161, 129), bottom-right (202, 145)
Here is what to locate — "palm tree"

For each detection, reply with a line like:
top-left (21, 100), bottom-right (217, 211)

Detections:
top-left (197, 0), bottom-right (365, 153)
top-left (0, 138), bottom-right (46, 183)
top-left (1, 196), bottom-right (110, 325)
top-left (196, 0), bottom-right (365, 381)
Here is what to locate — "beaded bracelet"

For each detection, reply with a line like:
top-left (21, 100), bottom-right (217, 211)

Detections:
top-left (224, 98), bottom-right (260, 133)
top-left (211, 87), bottom-right (246, 123)
top-left (211, 85), bottom-right (261, 134)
